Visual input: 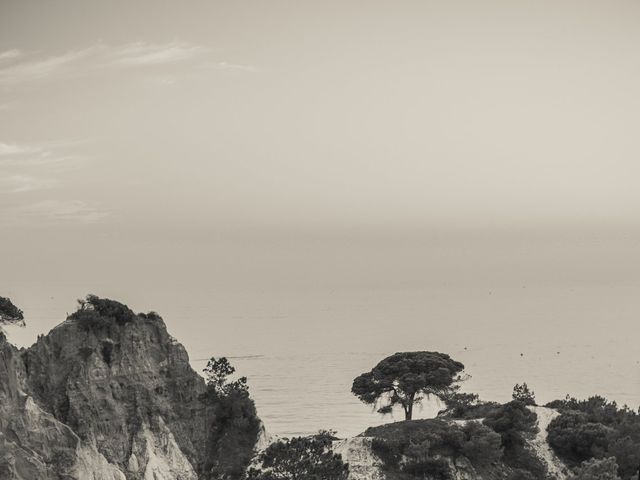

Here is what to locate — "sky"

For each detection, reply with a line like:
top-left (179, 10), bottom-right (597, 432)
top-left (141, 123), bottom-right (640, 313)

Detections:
top-left (1, 0), bottom-right (640, 373)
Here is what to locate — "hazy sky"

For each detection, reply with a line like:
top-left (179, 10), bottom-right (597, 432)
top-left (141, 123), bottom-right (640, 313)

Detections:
top-left (2, 1), bottom-right (640, 364)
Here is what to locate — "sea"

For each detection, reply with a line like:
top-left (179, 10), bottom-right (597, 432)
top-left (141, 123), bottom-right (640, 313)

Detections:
top-left (5, 282), bottom-right (640, 439)
top-left (188, 342), bottom-right (640, 438)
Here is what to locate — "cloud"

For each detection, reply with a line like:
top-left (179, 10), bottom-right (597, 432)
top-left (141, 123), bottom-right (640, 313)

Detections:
top-left (17, 199), bottom-right (108, 223)
top-left (108, 41), bottom-right (206, 66)
top-left (0, 47), bottom-right (99, 85)
top-left (214, 61), bottom-right (259, 72)
top-left (0, 175), bottom-right (58, 193)
top-left (0, 143), bottom-right (41, 156)
top-left (0, 49), bottom-right (22, 62)
top-left (0, 141), bottom-right (82, 166)
top-left (0, 41), bottom-right (217, 86)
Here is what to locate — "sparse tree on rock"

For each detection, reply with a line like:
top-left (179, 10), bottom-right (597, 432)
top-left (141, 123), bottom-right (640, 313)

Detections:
top-left (512, 383), bottom-right (536, 406)
top-left (203, 356), bottom-right (248, 397)
top-left (352, 351), bottom-right (465, 420)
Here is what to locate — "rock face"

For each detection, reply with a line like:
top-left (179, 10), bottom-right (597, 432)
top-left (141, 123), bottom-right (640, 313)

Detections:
top-left (0, 306), bottom-right (260, 480)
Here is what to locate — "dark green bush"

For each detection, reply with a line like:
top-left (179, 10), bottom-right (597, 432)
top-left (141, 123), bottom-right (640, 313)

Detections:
top-left (71, 295), bottom-right (136, 331)
top-left (459, 421), bottom-right (503, 465)
top-left (546, 395), bottom-right (640, 479)
top-left (483, 401), bottom-right (545, 478)
top-left (371, 438), bottom-right (405, 467)
top-left (403, 457), bottom-right (451, 479)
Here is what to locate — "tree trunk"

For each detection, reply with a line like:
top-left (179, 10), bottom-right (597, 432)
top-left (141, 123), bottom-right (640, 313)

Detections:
top-left (405, 393), bottom-right (415, 420)
top-left (406, 402), bottom-right (413, 420)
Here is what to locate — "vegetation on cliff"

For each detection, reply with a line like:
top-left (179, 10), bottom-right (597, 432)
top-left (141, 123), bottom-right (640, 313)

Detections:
top-left (366, 418), bottom-right (503, 479)
top-left (0, 296), bottom-right (24, 324)
top-left (201, 356), bottom-right (261, 480)
top-left (3, 295), bottom-right (262, 480)
top-left (546, 396), bottom-right (640, 479)
top-left (248, 431), bottom-right (349, 480)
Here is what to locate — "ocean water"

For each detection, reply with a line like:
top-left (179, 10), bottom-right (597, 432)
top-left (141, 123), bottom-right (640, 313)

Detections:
top-left (190, 342), bottom-right (640, 438)
top-left (6, 281), bottom-right (640, 439)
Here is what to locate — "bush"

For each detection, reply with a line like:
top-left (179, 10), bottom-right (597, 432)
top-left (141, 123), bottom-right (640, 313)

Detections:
top-left (367, 417), bottom-right (504, 477)
top-left (512, 383), bottom-right (536, 406)
top-left (569, 457), bottom-right (621, 480)
top-left (71, 295), bottom-right (137, 331)
top-left (371, 438), bottom-right (405, 468)
top-left (546, 396), bottom-right (640, 479)
top-left (483, 401), bottom-right (545, 478)
top-left (441, 392), bottom-right (502, 419)
top-left (547, 412), bottom-right (611, 462)
top-left (247, 433), bottom-right (348, 480)
top-left (459, 421), bottom-right (503, 465)
top-left (403, 457), bottom-right (451, 479)
top-left (0, 296), bottom-right (24, 323)
top-left (200, 356), bottom-right (261, 479)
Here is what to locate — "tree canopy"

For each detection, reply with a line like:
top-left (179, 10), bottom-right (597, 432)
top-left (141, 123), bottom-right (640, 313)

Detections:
top-left (0, 296), bottom-right (24, 326)
top-left (247, 432), bottom-right (348, 480)
top-left (351, 351), bottom-right (465, 420)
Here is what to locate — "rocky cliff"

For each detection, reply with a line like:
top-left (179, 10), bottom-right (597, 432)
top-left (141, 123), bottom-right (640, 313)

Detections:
top-left (0, 297), bottom-right (260, 480)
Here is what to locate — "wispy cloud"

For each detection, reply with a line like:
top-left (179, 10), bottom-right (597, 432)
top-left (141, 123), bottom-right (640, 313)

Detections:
top-left (0, 47), bottom-right (98, 85)
top-left (0, 174), bottom-right (58, 193)
top-left (108, 41), bottom-right (205, 66)
top-left (17, 199), bottom-right (108, 223)
top-left (0, 49), bottom-right (22, 62)
top-left (0, 41), bottom-right (234, 86)
top-left (0, 141), bottom-right (83, 166)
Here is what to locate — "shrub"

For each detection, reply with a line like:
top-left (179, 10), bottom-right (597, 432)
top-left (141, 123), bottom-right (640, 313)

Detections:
top-left (247, 433), bottom-right (348, 480)
top-left (459, 421), bottom-right (503, 465)
top-left (569, 457), bottom-right (622, 480)
top-left (200, 356), bottom-right (260, 479)
top-left (484, 401), bottom-right (545, 478)
top-left (371, 438), bottom-right (405, 467)
top-left (0, 296), bottom-right (24, 323)
top-left (547, 412), bottom-right (611, 462)
top-left (71, 295), bottom-right (137, 332)
top-left (512, 383), bottom-right (536, 406)
top-left (545, 396), bottom-right (640, 479)
top-left (403, 457), bottom-right (451, 479)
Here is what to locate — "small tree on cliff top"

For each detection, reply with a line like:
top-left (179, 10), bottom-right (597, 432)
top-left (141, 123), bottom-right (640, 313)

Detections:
top-left (203, 356), bottom-right (248, 397)
top-left (512, 383), bottom-right (536, 406)
top-left (352, 351), bottom-right (465, 421)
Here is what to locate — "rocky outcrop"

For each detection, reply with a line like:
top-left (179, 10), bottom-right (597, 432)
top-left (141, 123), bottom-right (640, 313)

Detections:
top-left (0, 302), bottom-right (260, 480)
top-left (333, 437), bottom-right (385, 480)
top-left (334, 409), bottom-right (571, 480)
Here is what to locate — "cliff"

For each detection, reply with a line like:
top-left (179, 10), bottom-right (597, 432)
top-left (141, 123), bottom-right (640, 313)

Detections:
top-left (0, 299), bottom-right (260, 480)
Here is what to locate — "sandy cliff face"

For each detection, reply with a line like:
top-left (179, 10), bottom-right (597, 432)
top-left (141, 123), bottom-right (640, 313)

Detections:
top-left (0, 312), bottom-right (260, 480)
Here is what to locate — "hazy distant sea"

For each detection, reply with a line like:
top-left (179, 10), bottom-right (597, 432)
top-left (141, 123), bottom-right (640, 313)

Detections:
top-left (190, 343), bottom-right (640, 438)
top-left (7, 282), bottom-right (640, 438)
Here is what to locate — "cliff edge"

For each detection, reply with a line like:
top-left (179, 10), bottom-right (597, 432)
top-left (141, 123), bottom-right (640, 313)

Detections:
top-left (0, 296), bottom-right (260, 480)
